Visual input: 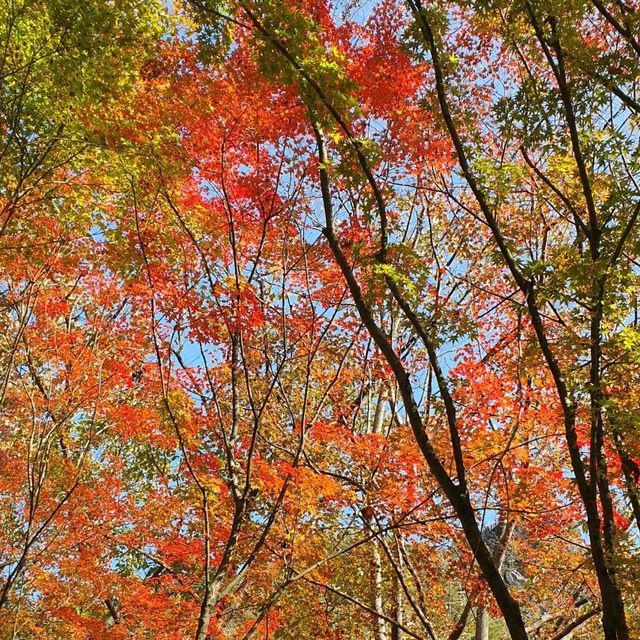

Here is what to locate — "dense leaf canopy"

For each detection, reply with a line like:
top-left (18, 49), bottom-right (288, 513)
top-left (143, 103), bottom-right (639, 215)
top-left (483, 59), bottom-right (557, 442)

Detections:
top-left (0, 1), bottom-right (639, 638)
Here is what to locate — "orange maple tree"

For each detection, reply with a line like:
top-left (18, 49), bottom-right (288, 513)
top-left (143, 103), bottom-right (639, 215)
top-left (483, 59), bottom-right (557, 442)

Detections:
top-left (1, 1), bottom-right (639, 639)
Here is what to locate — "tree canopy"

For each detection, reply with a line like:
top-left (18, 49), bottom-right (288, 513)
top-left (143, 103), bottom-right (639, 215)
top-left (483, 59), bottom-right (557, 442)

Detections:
top-left (1, 1), bottom-right (639, 638)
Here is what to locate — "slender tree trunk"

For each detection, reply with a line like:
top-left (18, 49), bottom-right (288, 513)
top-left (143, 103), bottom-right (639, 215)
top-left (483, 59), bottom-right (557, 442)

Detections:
top-left (392, 561), bottom-right (404, 640)
top-left (372, 387), bottom-right (386, 435)
top-left (475, 607), bottom-right (489, 640)
top-left (373, 540), bottom-right (390, 640)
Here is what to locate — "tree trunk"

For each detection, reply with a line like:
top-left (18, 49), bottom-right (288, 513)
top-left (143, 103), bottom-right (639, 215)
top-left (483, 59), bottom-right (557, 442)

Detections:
top-left (373, 540), bottom-right (390, 640)
top-left (475, 606), bottom-right (489, 640)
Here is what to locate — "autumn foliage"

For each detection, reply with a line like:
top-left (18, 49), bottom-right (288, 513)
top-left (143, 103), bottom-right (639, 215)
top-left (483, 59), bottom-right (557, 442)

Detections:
top-left (1, 1), bottom-right (639, 639)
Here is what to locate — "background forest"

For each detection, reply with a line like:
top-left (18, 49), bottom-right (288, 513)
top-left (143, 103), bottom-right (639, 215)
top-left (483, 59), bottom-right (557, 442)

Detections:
top-left (1, 0), bottom-right (639, 638)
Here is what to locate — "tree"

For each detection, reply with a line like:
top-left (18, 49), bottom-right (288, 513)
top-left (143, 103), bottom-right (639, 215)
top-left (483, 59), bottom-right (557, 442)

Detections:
top-left (184, 0), bottom-right (640, 638)
top-left (1, 0), bottom-right (639, 638)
